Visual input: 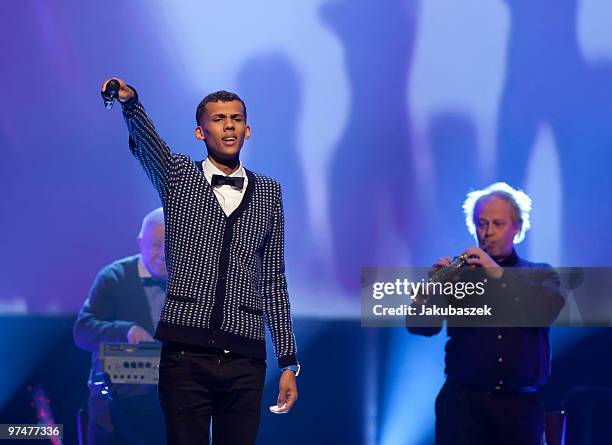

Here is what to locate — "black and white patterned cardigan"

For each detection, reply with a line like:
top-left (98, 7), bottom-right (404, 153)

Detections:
top-left (121, 96), bottom-right (297, 368)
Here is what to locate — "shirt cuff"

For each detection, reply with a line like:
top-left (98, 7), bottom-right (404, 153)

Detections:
top-left (278, 353), bottom-right (298, 369)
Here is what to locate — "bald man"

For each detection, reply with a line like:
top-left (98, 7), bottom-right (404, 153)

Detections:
top-left (74, 207), bottom-right (167, 445)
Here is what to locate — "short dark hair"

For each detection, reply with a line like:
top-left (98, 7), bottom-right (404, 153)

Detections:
top-left (195, 90), bottom-right (247, 125)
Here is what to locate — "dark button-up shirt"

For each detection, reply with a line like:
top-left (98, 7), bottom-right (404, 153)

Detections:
top-left (407, 250), bottom-right (565, 391)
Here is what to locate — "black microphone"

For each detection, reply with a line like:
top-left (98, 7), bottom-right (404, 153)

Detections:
top-left (101, 79), bottom-right (120, 109)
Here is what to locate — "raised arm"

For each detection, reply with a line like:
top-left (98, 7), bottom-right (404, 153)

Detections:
top-left (101, 78), bottom-right (184, 202)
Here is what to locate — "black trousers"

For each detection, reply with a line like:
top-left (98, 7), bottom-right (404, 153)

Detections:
top-left (435, 380), bottom-right (545, 445)
top-left (158, 343), bottom-right (266, 445)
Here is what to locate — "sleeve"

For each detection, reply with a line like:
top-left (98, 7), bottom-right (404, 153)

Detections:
top-left (406, 324), bottom-right (443, 337)
top-left (120, 90), bottom-right (186, 202)
top-left (405, 298), bottom-right (444, 337)
top-left (261, 184), bottom-right (298, 368)
top-left (487, 265), bottom-right (565, 326)
top-left (73, 267), bottom-right (136, 352)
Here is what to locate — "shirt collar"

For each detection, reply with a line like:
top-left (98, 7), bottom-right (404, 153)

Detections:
top-left (202, 157), bottom-right (245, 183)
top-left (496, 249), bottom-right (519, 267)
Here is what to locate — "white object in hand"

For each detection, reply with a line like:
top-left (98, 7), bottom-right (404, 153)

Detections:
top-left (269, 403), bottom-right (288, 414)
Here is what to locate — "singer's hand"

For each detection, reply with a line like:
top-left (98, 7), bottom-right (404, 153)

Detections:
top-left (101, 78), bottom-right (135, 103)
top-left (274, 370), bottom-right (298, 414)
top-left (463, 247), bottom-right (503, 279)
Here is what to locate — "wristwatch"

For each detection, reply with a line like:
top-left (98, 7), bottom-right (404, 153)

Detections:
top-left (282, 364), bottom-right (301, 377)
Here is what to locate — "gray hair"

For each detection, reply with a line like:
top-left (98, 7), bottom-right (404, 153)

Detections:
top-left (463, 182), bottom-right (532, 244)
top-left (137, 207), bottom-right (165, 239)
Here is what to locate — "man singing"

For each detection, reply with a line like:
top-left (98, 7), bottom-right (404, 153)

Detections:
top-left (101, 78), bottom-right (299, 445)
top-left (407, 182), bottom-right (564, 445)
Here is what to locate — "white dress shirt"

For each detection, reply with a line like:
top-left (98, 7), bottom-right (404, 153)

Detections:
top-left (202, 158), bottom-right (248, 216)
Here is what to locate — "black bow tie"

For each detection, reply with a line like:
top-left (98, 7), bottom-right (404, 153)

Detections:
top-left (211, 174), bottom-right (244, 190)
top-left (141, 277), bottom-right (167, 290)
